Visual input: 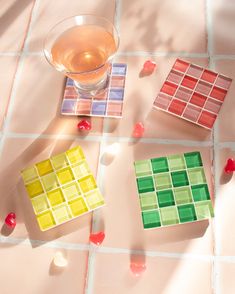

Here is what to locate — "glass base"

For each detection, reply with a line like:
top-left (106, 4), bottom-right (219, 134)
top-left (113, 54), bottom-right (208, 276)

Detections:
top-left (74, 74), bottom-right (110, 96)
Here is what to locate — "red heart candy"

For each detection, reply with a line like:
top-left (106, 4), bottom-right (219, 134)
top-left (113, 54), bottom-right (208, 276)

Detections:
top-left (77, 120), bottom-right (91, 131)
top-left (224, 158), bottom-right (235, 173)
top-left (89, 231), bottom-right (105, 246)
top-left (130, 261), bottom-right (146, 276)
top-left (132, 122), bottom-right (145, 138)
top-left (5, 212), bottom-right (16, 228)
top-left (143, 60), bottom-right (156, 73)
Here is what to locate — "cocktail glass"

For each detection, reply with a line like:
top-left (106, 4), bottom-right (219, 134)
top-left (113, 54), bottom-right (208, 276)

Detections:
top-left (44, 15), bottom-right (119, 96)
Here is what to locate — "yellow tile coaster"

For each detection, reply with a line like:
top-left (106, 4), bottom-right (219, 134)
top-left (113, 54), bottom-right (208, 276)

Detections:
top-left (21, 146), bottom-right (105, 231)
top-left (69, 197), bottom-right (88, 217)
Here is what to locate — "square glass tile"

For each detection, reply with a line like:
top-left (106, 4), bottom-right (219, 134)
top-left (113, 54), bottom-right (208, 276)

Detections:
top-left (142, 210), bottom-right (161, 229)
top-left (157, 190), bottom-right (175, 207)
top-left (171, 171), bottom-right (189, 187)
top-left (178, 204), bottom-right (197, 223)
top-left (21, 146), bottom-right (104, 231)
top-left (195, 201), bottom-right (214, 220)
top-left (160, 206), bottom-right (179, 226)
top-left (151, 157), bottom-right (169, 173)
top-left (188, 168), bottom-right (206, 185)
top-left (137, 177), bottom-right (155, 194)
top-left (184, 152), bottom-right (202, 168)
top-left (191, 184), bottom-right (210, 202)
top-left (134, 151), bottom-right (213, 229)
top-left (154, 173), bottom-right (172, 190)
top-left (153, 58), bottom-right (232, 130)
top-left (168, 154), bottom-right (186, 171)
top-left (139, 192), bottom-right (158, 211)
top-left (134, 160), bottom-right (152, 177)
top-left (174, 187), bottom-right (193, 205)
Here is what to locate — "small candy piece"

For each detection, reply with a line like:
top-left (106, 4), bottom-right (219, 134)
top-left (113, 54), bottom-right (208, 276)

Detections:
top-left (5, 212), bottom-right (16, 229)
top-left (130, 260), bottom-right (146, 276)
top-left (143, 60), bottom-right (157, 73)
top-left (132, 122), bottom-right (145, 138)
top-left (224, 158), bottom-right (235, 173)
top-left (89, 231), bottom-right (105, 246)
top-left (53, 252), bottom-right (68, 267)
top-left (77, 120), bottom-right (91, 131)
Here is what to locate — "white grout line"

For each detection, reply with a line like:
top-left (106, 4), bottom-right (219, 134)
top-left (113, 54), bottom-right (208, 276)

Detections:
top-left (4, 131), bottom-right (216, 146)
top-left (206, 0), bottom-right (220, 293)
top-left (2, 234), bottom-right (235, 264)
top-left (8, 130), bottom-right (235, 149)
top-left (85, 2), bottom-right (123, 293)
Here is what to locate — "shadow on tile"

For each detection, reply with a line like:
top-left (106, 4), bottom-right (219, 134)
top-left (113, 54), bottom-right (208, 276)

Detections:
top-left (220, 171), bottom-right (233, 185)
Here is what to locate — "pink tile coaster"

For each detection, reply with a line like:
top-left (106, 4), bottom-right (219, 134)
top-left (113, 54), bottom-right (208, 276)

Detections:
top-left (61, 63), bottom-right (127, 118)
top-left (153, 59), bottom-right (232, 130)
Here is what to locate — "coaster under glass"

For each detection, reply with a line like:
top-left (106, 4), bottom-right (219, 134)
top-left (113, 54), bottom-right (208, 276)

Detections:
top-left (61, 63), bottom-right (127, 118)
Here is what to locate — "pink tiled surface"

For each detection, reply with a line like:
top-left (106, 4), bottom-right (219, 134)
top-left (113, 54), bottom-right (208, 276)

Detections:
top-left (1, 0), bottom-right (235, 293)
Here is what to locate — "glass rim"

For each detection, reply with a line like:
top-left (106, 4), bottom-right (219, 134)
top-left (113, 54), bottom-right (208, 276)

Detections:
top-left (43, 14), bottom-right (120, 75)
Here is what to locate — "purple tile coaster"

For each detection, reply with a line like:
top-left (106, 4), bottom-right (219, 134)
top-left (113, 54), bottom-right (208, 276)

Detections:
top-left (61, 63), bottom-right (127, 118)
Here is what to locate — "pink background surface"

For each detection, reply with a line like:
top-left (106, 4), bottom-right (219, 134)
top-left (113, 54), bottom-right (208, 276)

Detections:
top-left (0, 0), bottom-right (235, 293)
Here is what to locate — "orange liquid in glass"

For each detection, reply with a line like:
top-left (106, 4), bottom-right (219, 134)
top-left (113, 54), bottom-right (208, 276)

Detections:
top-left (51, 25), bottom-right (117, 84)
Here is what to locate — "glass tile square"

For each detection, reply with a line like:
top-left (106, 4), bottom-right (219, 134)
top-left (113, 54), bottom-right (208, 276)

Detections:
top-left (171, 171), bottom-right (189, 187)
top-left (47, 189), bottom-right (65, 207)
top-left (134, 151), bottom-right (213, 229)
top-left (168, 154), bottom-right (186, 171)
top-left (31, 194), bottom-right (49, 215)
top-left (62, 182), bottom-right (81, 201)
top-left (134, 160), bottom-right (152, 177)
top-left (37, 210), bottom-right (56, 231)
top-left (178, 204), bottom-right (197, 223)
top-left (21, 166), bottom-right (38, 184)
top-left (154, 173), bottom-right (172, 190)
top-left (72, 160), bottom-right (91, 179)
top-left (142, 210), bottom-right (161, 229)
top-left (85, 190), bottom-right (105, 210)
top-left (56, 167), bottom-right (75, 185)
top-left (151, 157), bottom-right (169, 173)
top-left (174, 187), bottom-right (193, 205)
top-left (41, 173), bottom-right (59, 191)
top-left (69, 197), bottom-right (88, 217)
top-left (137, 177), bottom-right (155, 194)
top-left (21, 146), bottom-right (104, 231)
top-left (53, 204), bottom-right (72, 224)
top-left (160, 206), bottom-right (179, 226)
top-left (184, 152), bottom-right (202, 168)
top-left (191, 184), bottom-right (210, 202)
top-left (139, 192), bottom-right (158, 211)
top-left (36, 159), bottom-right (53, 176)
top-left (195, 201), bottom-right (214, 220)
top-left (153, 58), bottom-right (232, 130)
top-left (26, 180), bottom-right (44, 198)
top-left (157, 190), bottom-right (175, 207)
top-left (66, 146), bottom-right (85, 164)
top-left (79, 175), bottom-right (97, 193)
top-left (188, 168), bottom-right (206, 185)
top-left (51, 153), bottom-right (69, 170)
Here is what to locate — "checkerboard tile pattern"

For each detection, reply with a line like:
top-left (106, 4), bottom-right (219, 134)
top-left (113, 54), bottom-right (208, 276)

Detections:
top-left (21, 146), bottom-right (105, 231)
top-left (153, 59), bottom-right (232, 130)
top-left (134, 151), bottom-right (214, 229)
top-left (61, 63), bottom-right (127, 118)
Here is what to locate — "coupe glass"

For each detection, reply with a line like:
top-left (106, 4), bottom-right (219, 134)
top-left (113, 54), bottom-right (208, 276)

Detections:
top-left (44, 15), bottom-right (119, 96)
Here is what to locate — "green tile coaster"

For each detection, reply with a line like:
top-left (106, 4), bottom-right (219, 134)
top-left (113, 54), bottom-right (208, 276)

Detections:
top-left (134, 151), bottom-right (214, 229)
